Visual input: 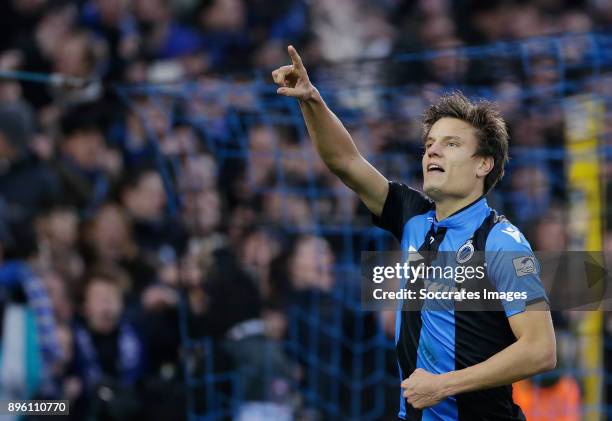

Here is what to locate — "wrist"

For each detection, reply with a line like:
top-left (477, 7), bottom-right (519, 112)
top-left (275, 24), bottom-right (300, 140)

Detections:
top-left (438, 371), bottom-right (460, 398)
top-left (300, 85), bottom-right (321, 104)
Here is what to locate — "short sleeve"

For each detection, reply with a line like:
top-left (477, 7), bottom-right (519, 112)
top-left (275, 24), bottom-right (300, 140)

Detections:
top-left (485, 222), bottom-right (548, 317)
top-left (372, 181), bottom-right (434, 242)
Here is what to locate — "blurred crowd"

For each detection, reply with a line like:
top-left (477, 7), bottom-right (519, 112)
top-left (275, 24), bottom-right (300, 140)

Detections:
top-left (0, 0), bottom-right (610, 420)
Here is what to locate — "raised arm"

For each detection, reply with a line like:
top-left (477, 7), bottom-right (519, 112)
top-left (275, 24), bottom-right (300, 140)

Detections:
top-left (272, 45), bottom-right (388, 217)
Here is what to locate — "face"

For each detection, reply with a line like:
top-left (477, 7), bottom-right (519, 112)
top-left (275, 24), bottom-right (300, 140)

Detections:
top-left (125, 172), bottom-right (166, 220)
top-left (183, 189), bottom-right (221, 234)
top-left (241, 230), bottom-right (280, 277)
top-left (200, 0), bottom-right (245, 32)
top-left (535, 219), bottom-right (566, 251)
top-left (54, 35), bottom-right (90, 77)
top-left (422, 117), bottom-right (492, 201)
top-left (47, 209), bottom-right (79, 248)
top-left (84, 279), bottom-right (123, 334)
top-left (134, 0), bottom-right (169, 23)
top-left (96, 0), bottom-right (127, 23)
top-left (62, 130), bottom-right (104, 170)
top-left (178, 154), bottom-right (217, 192)
top-left (289, 236), bottom-right (335, 291)
top-left (90, 205), bottom-right (131, 259)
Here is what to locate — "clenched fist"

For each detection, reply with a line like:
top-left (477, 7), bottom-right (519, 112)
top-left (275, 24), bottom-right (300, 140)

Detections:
top-left (401, 368), bottom-right (447, 409)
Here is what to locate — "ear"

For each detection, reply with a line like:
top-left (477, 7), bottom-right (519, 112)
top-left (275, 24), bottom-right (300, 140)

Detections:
top-left (476, 156), bottom-right (494, 178)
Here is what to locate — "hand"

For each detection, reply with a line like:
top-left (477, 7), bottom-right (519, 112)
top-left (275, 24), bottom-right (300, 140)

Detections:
top-left (401, 368), bottom-right (447, 409)
top-left (272, 45), bottom-right (316, 101)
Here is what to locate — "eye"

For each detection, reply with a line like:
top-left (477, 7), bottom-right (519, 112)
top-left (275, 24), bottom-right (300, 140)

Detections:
top-left (448, 141), bottom-right (458, 147)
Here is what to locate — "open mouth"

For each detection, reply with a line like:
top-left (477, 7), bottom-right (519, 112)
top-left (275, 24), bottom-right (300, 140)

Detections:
top-left (427, 163), bottom-right (445, 173)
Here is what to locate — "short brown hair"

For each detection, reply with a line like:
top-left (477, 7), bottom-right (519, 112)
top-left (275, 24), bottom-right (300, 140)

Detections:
top-left (78, 265), bottom-right (131, 303)
top-left (422, 91), bottom-right (509, 194)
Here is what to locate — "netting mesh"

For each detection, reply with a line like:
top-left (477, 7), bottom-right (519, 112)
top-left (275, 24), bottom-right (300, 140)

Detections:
top-left (117, 33), bottom-right (612, 420)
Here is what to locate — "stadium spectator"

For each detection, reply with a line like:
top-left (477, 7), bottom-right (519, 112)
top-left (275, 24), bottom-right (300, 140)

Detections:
top-left (288, 235), bottom-right (334, 293)
top-left (52, 29), bottom-right (106, 81)
top-left (111, 95), bottom-right (171, 167)
top-left (160, 123), bottom-right (202, 158)
top-left (239, 227), bottom-right (283, 299)
top-left (508, 165), bottom-right (552, 225)
top-left (279, 234), bottom-right (381, 416)
top-left (72, 270), bottom-right (145, 418)
top-left (133, 0), bottom-right (202, 60)
top-left (119, 167), bottom-right (186, 261)
top-left (196, 0), bottom-right (250, 72)
top-left (80, 0), bottom-right (140, 79)
top-left (182, 235), bottom-right (297, 415)
top-left (35, 206), bottom-right (84, 287)
top-left (53, 110), bottom-right (119, 215)
top-left (181, 187), bottom-right (223, 236)
top-left (81, 202), bottom-right (155, 298)
top-left (0, 260), bottom-right (64, 399)
top-left (40, 269), bottom-right (75, 325)
top-left (14, 1), bottom-right (77, 110)
top-left (246, 124), bottom-right (277, 190)
top-left (0, 101), bottom-right (61, 223)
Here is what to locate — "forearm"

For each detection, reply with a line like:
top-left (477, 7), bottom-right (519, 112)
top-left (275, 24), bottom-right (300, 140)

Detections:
top-left (440, 336), bottom-right (556, 397)
top-left (273, 46), bottom-right (389, 216)
top-left (298, 88), bottom-right (361, 175)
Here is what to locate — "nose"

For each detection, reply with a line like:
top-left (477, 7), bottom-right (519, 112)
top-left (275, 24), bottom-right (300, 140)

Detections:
top-left (427, 139), bottom-right (443, 157)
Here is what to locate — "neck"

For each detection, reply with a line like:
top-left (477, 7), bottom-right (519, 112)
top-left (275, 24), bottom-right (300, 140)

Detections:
top-left (435, 190), bottom-right (484, 221)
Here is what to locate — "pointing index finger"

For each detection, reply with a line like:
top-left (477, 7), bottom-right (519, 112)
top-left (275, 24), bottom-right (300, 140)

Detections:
top-left (288, 45), bottom-right (304, 69)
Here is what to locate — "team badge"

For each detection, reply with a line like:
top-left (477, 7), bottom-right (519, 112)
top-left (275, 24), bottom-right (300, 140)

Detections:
top-left (456, 240), bottom-right (474, 264)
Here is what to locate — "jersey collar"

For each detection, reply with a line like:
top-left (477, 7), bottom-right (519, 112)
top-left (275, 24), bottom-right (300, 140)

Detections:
top-left (429, 195), bottom-right (489, 229)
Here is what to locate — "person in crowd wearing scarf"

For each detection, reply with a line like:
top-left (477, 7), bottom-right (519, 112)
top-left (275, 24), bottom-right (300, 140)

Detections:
top-left (72, 269), bottom-right (145, 417)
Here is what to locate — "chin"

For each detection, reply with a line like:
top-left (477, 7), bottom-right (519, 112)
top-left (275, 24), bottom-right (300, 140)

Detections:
top-left (423, 185), bottom-right (444, 201)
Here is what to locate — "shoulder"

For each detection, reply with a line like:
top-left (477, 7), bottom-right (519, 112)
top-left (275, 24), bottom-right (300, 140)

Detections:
top-left (486, 216), bottom-right (533, 252)
top-left (484, 215), bottom-right (545, 308)
top-left (373, 181), bottom-right (434, 242)
top-left (386, 181), bottom-right (434, 213)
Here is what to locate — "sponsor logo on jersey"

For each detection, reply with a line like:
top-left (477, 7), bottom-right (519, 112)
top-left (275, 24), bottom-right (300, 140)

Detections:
top-left (512, 256), bottom-right (536, 276)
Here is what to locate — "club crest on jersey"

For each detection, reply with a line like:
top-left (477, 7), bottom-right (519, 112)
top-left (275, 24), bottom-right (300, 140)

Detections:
top-left (456, 240), bottom-right (474, 264)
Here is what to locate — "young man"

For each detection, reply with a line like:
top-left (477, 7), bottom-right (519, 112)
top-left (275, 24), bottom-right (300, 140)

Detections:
top-left (272, 46), bottom-right (556, 420)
